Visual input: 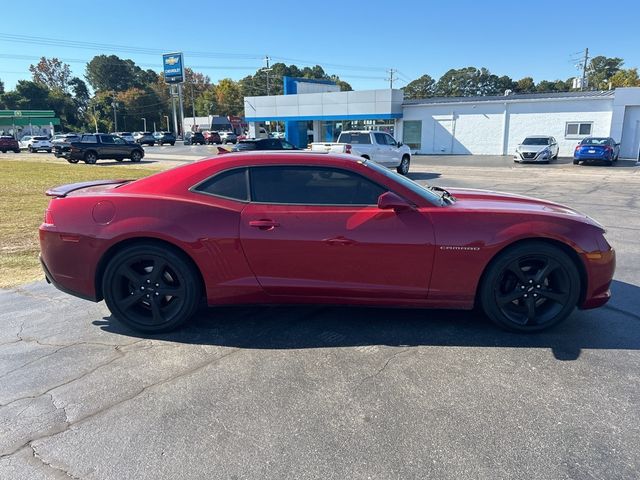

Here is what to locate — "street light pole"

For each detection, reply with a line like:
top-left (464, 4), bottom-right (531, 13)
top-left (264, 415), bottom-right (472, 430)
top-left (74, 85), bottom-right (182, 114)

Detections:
top-left (142, 117), bottom-right (147, 132)
top-left (164, 115), bottom-right (170, 132)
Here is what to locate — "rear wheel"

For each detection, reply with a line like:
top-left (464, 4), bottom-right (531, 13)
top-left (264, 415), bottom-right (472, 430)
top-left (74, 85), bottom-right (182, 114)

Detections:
top-left (67, 158), bottom-right (80, 164)
top-left (84, 151), bottom-right (97, 164)
top-left (28, 146), bottom-right (34, 153)
top-left (130, 150), bottom-right (142, 162)
top-left (573, 159), bottom-right (579, 165)
top-left (397, 155), bottom-right (410, 175)
top-left (479, 242), bottom-right (580, 332)
top-left (102, 244), bottom-right (201, 333)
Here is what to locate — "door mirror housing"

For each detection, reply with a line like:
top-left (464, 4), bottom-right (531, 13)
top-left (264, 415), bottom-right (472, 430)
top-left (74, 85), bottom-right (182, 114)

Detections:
top-left (377, 191), bottom-right (414, 212)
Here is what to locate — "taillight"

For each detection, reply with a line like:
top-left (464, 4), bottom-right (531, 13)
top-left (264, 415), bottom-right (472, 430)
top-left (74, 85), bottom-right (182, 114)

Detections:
top-left (603, 146), bottom-right (612, 152)
top-left (44, 209), bottom-right (55, 225)
top-left (345, 144), bottom-right (352, 154)
top-left (575, 145), bottom-right (581, 151)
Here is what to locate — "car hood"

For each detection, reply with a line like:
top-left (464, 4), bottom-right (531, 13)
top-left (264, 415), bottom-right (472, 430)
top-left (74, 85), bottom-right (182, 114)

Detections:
top-left (445, 187), bottom-right (604, 230)
top-left (517, 144), bottom-right (548, 153)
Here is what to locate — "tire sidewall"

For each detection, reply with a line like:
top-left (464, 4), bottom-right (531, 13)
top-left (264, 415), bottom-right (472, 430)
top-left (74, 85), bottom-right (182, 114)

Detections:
top-left (479, 242), bottom-right (581, 332)
top-left (102, 244), bottom-right (200, 333)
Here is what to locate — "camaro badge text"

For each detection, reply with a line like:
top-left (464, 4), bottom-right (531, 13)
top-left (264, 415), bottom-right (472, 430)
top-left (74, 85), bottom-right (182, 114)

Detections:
top-left (440, 246), bottom-right (481, 251)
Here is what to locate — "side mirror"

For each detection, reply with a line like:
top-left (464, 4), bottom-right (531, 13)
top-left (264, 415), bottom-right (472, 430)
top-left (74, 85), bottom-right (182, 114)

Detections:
top-left (397, 141), bottom-right (402, 147)
top-left (377, 191), bottom-right (414, 212)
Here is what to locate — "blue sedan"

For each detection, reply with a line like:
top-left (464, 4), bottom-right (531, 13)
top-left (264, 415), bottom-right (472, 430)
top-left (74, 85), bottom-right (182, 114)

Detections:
top-left (573, 137), bottom-right (620, 165)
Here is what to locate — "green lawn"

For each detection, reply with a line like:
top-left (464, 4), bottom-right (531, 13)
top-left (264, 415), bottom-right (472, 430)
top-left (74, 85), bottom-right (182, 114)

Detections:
top-left (0, 157), bottom-right (162, 288)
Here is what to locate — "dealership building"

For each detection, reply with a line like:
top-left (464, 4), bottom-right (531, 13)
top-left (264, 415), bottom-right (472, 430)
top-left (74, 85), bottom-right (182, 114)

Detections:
top-left (244, 81), bottom-right (640, 159)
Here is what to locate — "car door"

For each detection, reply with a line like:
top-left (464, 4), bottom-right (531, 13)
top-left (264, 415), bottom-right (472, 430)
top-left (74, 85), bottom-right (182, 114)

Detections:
top-left (384, 133), bottom-right (403, 165)
top-left (239, 165), bottom-right (435, 299)
top-left (373, 132), bottom-right (393, 165)
top-left (112, 136), bottom-right (130, 156)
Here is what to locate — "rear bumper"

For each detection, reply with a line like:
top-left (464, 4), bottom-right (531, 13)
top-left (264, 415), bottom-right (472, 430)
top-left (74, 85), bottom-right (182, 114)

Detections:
top-left (40, 254), bottom-right (98, 302)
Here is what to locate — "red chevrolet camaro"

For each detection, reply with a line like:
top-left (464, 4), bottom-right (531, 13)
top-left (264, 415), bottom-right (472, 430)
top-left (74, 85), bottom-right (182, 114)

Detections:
top-left (39, 152), bottom-right (615, 333)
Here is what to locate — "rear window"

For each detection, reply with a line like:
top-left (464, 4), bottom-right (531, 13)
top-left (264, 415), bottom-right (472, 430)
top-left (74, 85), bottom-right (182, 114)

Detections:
top-left (580, 138), bottom-right (608, 145)
top-left (193, 168), bottom-right (248, 201)
top-left (236, 141), bottom-right (258, 150)
top-left (34, 136), bottom-right (48, 140)
top-left (337, 133), bottom-right (371, 144)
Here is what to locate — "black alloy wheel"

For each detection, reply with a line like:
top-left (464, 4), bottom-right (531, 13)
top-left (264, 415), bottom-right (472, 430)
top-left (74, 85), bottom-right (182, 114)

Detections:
top-left (480, 242), bottom-right (580, 332)
top-left (103, 244), bottom-right (200, 333)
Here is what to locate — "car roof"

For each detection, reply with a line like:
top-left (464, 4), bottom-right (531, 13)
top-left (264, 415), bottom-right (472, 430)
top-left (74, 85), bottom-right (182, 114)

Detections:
top-left (523, 135), bottom-right (552, 138)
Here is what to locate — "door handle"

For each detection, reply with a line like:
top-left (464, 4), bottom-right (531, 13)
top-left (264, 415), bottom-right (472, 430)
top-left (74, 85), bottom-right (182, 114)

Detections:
top-left (249, 219), bottom-right (280, 230)
top-left (324, 236), bottom-right (355, 246)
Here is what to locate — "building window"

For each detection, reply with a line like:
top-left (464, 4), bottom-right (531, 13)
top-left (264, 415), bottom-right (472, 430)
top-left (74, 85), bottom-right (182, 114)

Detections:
top-left (403, 120), bottom-right (422, 150)
top-left (565, 122), bottom-right (592, 138)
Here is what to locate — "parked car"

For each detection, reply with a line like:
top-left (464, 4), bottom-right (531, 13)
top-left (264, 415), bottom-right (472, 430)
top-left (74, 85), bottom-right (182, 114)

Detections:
top-left (52, 134), bottom-right (83, 157)
top-left (310, 130), bottom-right (412, 175)
top-left (133, 132), bottom-right (155, 146)
top-left (217, 130), bottom-right (237, 144)
top-left (20, 135), bottom-right (52, 153)
top-left (153, 131), bottom-right (176, 146)
top-left (59, 133), bottom-right (144, 164)
top-left (114, 132), bottom-right (135, 143)
top-left (39, 152), bottom-right (614, 334)
top-left (573, 137), bottom-right (620, 165)
top-left (0, 135), bottom-right (20, 153)
top-left (184, 131), bottom-right (206, 145)
top-left (203, 131), bottom-right (221, 145)
top-left (233, 138), bottom-right (298, 151)
top-left (514, 136), bottom-right (559, 163)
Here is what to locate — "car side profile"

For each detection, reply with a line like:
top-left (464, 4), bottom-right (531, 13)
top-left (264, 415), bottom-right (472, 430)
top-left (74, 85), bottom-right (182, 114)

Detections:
top-left (233, 138), bottom-right (298, 151)
top-left (514, 136), bottom-right (559, 163)
top-left (60, 133), bottom-right (145, 164)
top-left (39, 153), bottom-right (614, 334)
top-left (573, 137), bottom-right (620, 165)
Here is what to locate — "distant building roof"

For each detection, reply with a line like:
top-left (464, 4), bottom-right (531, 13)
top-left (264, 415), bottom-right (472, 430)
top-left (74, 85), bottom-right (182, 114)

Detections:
top-left (403, 90), bottom-right (615, 106)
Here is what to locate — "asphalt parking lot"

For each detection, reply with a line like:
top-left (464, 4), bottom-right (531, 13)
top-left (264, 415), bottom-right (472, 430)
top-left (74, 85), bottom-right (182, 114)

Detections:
top-left (1, 156), bottom-right (639, 479)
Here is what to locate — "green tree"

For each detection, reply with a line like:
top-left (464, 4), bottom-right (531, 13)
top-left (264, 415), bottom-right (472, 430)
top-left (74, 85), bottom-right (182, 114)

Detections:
top-left (587, 56), bottom-right (624, 89)
top-left (85, 55), bottom-right (137, 92)
top-left (195, 85), bottom-right (218, 116)
top-left (434, 67), bottom-right (509, 96)
top-left (514, 77), bottom-right (535, 93)
top-left (0, 78), bottom-right (4, 95)
top-left (609, 68), bottom-right (640, 88)
top-left (403, 74), bottom-right (436, 99)
top-left (216, 78), bottom-right (244, 116)
top-left (29, 57), bottom-right (72, 92)
top-left (69, 77), bottom-right (90, 114)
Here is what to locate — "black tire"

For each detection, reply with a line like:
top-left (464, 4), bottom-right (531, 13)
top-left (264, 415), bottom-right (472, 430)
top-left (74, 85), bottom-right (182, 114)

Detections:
top-left (479, 241), bottom-right (581, 332)
top-left (397, 155), bottom-right (410, 175)
top-left (13, 149), bottom-right (20, 154)
top-left (0, 150), bottom-right (5, 153)
top-left (573, 159), bottom-right (579, 165)
top-left (28, 146), bottom-right (34, 153)
top-left (84, 151), bottom-right (97, 164)
top-left (115, 157), bottom-right (124, 162)
top-left (102, 243), bottom-right (201, 333)
top-left (130, 150), bottom-right (142, 162)
top-left (170, 142), bottom-right (175, 146)
top-left (67, 158), bottom-right (80, 164)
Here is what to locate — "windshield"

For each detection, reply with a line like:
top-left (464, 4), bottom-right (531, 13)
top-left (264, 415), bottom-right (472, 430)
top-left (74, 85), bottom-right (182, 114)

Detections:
top-left (338, 133), bottom-right (371, 144)
top-left (521, 137), bottom-right (549, 145)
top-left (364, 160), bottom-right (443, 206)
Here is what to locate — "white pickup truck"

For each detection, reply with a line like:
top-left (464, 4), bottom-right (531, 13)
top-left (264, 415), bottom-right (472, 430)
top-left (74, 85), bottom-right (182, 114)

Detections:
top-left (310, 130), bottom-right (412, 175)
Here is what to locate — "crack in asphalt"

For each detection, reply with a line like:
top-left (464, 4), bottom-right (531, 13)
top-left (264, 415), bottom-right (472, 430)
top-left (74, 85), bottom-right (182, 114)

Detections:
top-left (30, 442), bottom-right (80, 480)
top-left (357, 348), bottom-right (411, 387)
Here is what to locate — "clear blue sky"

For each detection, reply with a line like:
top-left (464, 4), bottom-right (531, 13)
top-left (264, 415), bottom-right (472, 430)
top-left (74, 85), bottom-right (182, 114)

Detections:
top-left (1, 0), bottom-right (639, 91)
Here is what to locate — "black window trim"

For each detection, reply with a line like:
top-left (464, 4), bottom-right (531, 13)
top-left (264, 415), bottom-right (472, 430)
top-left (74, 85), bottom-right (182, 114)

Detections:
top-left (247, 164), bottom-right (392, 207)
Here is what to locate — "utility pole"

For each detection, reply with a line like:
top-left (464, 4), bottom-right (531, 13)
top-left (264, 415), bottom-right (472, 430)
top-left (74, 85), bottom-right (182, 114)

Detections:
top-left (386, 68), bottom-right (396, 89)
top-left (141, 117), bottom-right (146, 132)
top-left (191, 83), bottom-right (196, 130)
top-left (262, 55), bottom-right (272, 96)
top-left (92, 105), bottom-right (98, 133)
top-left (178, 83), bottom-right (185, 135)
top-left (111, 93), bottom-right (118, 132)
top-left (580, 48), bottom-right (589, 91)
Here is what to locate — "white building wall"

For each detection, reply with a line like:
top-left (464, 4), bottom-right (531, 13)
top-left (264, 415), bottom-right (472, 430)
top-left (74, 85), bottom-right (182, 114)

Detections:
top-left (403, 97), bottom-right (615, 156)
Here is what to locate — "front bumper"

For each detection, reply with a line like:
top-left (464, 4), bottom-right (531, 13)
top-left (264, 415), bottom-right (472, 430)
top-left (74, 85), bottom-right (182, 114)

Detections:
top-left (514, 151), bottom-right (551, 162)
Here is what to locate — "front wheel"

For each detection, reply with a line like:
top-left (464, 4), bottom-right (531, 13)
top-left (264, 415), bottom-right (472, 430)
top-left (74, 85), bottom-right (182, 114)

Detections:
top-left (130, 150), bottom-right (142, 162)
top-left (102, 244), bottom-right (201, 333)
top-left (67, 158), bottom-right (80, 164)
top-left (479, 242), bottom-right (581, 332)
top-left (28, 146), bottom-right (34, 153)
top-left (396, 155), bottom-right (410, 175)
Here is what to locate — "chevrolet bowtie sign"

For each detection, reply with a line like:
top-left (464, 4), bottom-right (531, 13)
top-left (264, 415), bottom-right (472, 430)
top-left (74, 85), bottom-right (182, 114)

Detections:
top-left (163, 52), bottom-right (184, 84)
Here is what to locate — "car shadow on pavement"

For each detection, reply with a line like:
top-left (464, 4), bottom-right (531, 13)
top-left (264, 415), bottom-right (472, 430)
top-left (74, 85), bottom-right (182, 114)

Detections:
top-left (407, 172), bottom-right (441, 181)
top-left (95, 279), bottom-right (640, 361)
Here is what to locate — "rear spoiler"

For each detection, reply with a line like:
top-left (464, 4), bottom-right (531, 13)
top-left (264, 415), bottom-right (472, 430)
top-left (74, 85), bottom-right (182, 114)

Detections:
top-left (217, 147), bottom-right (230, 155)
top-left (46, 179), bottom-right (131, 197)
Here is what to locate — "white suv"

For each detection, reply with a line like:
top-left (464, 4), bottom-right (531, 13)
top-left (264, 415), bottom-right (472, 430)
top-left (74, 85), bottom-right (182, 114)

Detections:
top-left (20, 136), bottom-right (52, 153)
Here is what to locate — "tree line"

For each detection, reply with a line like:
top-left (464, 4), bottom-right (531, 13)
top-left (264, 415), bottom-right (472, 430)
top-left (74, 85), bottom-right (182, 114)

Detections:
top-left (402, 56), bottom-right (640, 100)
top-left (0, 54), bottom-right (638, 132)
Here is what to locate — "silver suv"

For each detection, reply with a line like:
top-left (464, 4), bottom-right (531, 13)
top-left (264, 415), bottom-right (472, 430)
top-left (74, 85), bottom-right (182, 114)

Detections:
top-left (514, 136), bottom-right (559, 162)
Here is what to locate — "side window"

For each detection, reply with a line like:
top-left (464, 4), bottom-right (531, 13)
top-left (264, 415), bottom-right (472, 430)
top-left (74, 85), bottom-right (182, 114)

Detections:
top-left (280, 140), bottom-right (295, 150)
top-left (193, 168), bottom-right (248, 201)
top-left (113, 137), bottom-right (125, 144)
top-left (384, 134), bottom-right (397, 146)
top-left (250, 166), bottom-right (386, 205)
top-left (373, 132), bottom-right (387, 145)
top-left (81, 135), bottom-right (97, 143)
top-left (101, 135), bottom-right (115, 144)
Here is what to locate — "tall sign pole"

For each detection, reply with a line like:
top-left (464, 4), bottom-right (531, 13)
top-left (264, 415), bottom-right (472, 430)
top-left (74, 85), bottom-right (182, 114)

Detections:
top-left (171, 86), bottom-right (178, 135)
top-left (163, 52), bottom-right (185, 136)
